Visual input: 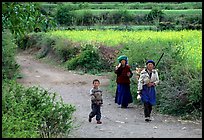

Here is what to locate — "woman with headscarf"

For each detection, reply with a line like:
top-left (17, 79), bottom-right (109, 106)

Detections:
top-left (137, 60), bottom-right (159, 122)
top-left (115, 55), bottom-right (133, 108)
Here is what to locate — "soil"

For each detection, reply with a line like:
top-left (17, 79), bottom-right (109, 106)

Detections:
top-left (16, 51), bottom-right (202, 138)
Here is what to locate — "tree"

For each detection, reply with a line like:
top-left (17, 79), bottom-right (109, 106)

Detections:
top-left (2, 2), bottom-right (53, 42)
top-left (146, 7), bottom-right (166, 25)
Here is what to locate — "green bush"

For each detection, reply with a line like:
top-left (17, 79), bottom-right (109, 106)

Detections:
top-left (66, 44), bottom-right (103, 73)
top-left (110, 10), bottom-right (133, 25)
top-left (18, 32), bottom-right (46, 50)
top-left (82, 10), bottom-right (94, 26)
top-left (146, 7), bottom-right (166, 24)
top-left (35, 35), bottom-right (55, 59)
top-left (55, 4), bottom-right (78, 26)
top-left (53, 39), bottom-right (80, 62)
top-left (2, 30), bottom-right (19, 80)
top-left (2, 2), bottom-right (50, 41)
top-left (18, 32), bottom-right (55, 59)
top-left (155, 47), bottom-right (202, 119)
top-left (158, 22), bottom-right (175, 30)
top-left (2, 113), bottom-right (40, 138)
top-left (2, 79), bottom-right (76, 138)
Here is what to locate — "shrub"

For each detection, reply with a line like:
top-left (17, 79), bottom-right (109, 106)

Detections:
top-left (2, 114), bottom-right (39, 138)
top-left (18, 32), bottom-right (47, 50)
top-left (146, 7), bottom-right (166, 24)
top-left (158, 22), bottom-right (175, 30)
top-left (66, 44), bottom-right (98, 71)
top-left (156, 47), bottom-right (202, 119)
top-left (53, 39), bottom-right (80, 62)
top-left (82, 10), bottom-right (94, 26)
top-left (2, 30), bottom-right (19, 79)
top-left (55, 4), bottom-right (77, 26)
top-left (35, 36), bottom-right (55, 59)
top-left (2, 79), bottom-right (76, 138)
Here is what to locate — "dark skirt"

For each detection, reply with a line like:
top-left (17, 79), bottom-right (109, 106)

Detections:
top-left (115, 84), bottom-right (133, 107)
top-left (141, 85), bottom-right (156, 105)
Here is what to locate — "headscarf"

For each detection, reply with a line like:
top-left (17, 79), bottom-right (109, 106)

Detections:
top-left (146, 60), bottom-right (155, 66)
top-left (117, 55), bottom-right (128, 64)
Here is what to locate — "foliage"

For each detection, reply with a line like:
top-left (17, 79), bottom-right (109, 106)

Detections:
top-left (156, 61), bottom-right (202, 119)
top-left (19, 32), bottom-right (46, 49)
top-left (53, 39), bottom-right (80, 62)
top-left (2, 79), bottom-right (76, 138)
top-left (146, 7), bottom-right (166, 25)
top-left (55, 4), bottom-right (77, 26)
top-left (2, 113), bottom-right (39, 138)
top-left (2, 2), bottom-right (50, 41)
top-left (81, 10), bottom-right (94, 26)
top-left (65, 44), bottom-right (103, 73)
top-left (157, 22), bottom-right (175, 31)
top-left (110, 10), bottom-right (133, 25)
top-left (2, 30), bottom-right (19, 80)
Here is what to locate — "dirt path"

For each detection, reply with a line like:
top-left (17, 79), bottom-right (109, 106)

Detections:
top-left (16, 52), bottom-right (202, 138)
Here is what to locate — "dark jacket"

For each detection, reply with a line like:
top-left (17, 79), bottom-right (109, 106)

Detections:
top-left (115, 65), bottom-right (133, 84)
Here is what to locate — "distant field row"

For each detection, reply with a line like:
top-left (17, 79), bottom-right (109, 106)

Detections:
top-left (42, 2), bottom-right (202, 10)
top-left (57, 25), bottom-right (192, 31)
top-left (74, 9), bottom-right (202, 15)
top-left (57, 25), bottom-right (157, 31)
top-left (75, 2), bottom-right (202, 10)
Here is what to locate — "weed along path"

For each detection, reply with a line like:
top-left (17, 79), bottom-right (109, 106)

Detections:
top-left (16, 52), bottom-right (202, 138)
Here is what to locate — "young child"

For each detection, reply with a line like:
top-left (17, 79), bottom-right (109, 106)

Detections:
top-left (88, 79), bottom-right (103, 124)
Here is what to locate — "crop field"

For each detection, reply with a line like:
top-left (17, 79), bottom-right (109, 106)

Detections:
top-left (47, 30), bottom-right (202, 70)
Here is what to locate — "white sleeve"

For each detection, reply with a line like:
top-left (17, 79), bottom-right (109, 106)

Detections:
top-left (90, 88), bottom-right (93, 95)
top-left (154, 71), bottom-right (159, 86)
top-left (137, 75), bottom-right (143, 91)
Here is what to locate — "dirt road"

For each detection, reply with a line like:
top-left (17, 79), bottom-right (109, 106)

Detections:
top-left (16, 52), bottom-right (202, 138)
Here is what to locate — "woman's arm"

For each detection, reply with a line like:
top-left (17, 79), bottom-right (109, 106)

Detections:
top-left (153, 71), bottom-right (159, 86)
top-left (137, 74), bottom-right (143, 91)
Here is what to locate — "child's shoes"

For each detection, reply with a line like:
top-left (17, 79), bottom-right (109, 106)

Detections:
top-left (97, 120), bottom-right (102, 124)
top-left (88, 117), bottom-right (92, 122)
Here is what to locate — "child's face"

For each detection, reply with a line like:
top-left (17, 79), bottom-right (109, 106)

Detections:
top-left (93, 81), bottom-right (100, 88)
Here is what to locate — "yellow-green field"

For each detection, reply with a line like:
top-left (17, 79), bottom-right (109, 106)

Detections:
top-left (47, 30), bottom-right (202, 69)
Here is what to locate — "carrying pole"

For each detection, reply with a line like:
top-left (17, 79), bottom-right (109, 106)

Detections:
top-left (155, 53), bottom-right (164, 68)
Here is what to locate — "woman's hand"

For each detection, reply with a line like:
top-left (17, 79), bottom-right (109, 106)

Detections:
top-left (115, 63), bottom-right (121, 69)
top-left (127, 72), bottom-right (131, 77)
top-left (147, 82), bottom-right (155, 87)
